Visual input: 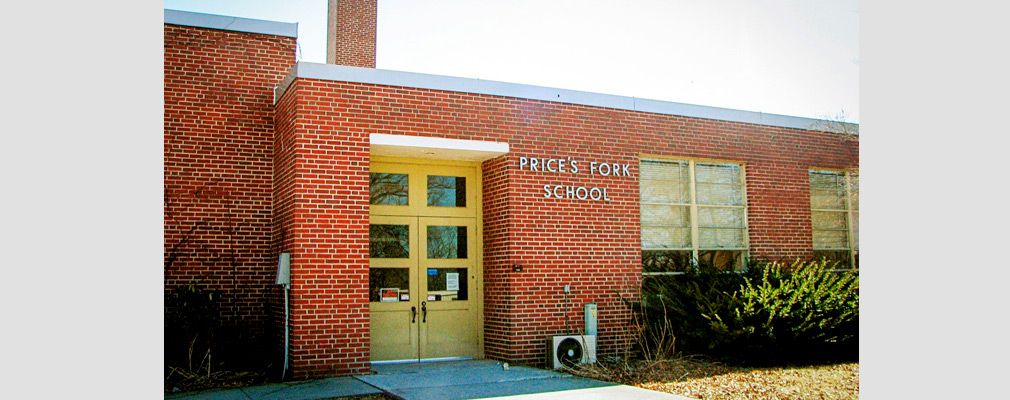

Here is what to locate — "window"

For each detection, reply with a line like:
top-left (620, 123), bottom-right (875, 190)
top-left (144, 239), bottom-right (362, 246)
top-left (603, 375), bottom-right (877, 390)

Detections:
top-left (809, 170), bottom-right (859, 269)
top-left (370, 173), bottom-right (408, 205)
top-left (640, 159), bottom-right (748, 274)
top-left (427, 175), bottom-right (466, 207)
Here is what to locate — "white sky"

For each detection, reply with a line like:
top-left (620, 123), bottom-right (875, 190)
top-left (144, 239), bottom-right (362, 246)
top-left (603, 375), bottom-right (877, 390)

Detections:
top-left (165, 0), bottom-right (858, 122)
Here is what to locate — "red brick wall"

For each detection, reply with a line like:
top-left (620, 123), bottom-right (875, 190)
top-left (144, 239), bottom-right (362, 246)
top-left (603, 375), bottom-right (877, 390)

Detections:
top-left (164, 23), bottom-right (295, 367)
top-left (272, 78), bottom-right (299, 373)
top-left (284, 78), bottom-right (858, 370)
top-left (329, 0), bottom-right (377, 68)
top-left (480, 156), bottom-right (513, 361)
top-left (275, 79), bottom-right (374, 378)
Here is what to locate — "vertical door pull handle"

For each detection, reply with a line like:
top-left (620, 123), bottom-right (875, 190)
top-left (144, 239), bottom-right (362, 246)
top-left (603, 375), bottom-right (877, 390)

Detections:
top-left (421, 301), bottom-right (427, 323)
top-left (411, 306), bottom-right (417, 323)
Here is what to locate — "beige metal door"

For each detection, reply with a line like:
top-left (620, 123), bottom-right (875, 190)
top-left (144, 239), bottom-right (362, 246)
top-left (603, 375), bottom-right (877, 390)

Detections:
top-left (418, 217), bottom-right (479, 359)
top-left (368, 215), bottom-right (420, 361)
top-left (368, 159), bottom-right (481, 362)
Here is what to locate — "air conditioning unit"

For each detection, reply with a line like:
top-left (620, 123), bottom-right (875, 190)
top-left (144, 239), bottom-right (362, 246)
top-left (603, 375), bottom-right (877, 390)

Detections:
top-left (547, 335), bottom-right (596, 369)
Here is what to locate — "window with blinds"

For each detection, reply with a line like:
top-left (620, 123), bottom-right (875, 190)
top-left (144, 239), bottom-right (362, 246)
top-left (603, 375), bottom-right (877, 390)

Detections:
top-left (809, 170), bottom-right (859, 269)
top-left (640, 159), bottom-right (748, 274)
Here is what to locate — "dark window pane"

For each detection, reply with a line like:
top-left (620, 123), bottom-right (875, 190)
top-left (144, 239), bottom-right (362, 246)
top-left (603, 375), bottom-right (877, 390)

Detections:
top-left (813, 250), bottom-right (852, 269)
top-left (427, 226), bottom-right (467, 259)
top-left (697, 250), bottom-right (744, 271)
top-left (370, 173), bottom-right (409, 205)
top-left (370, 224), bottom-right (409, 258)
top-left (642, 250), bottom-right (693, 273)
top-left (369, 268), bottom-right (410, 302)
top-left (428, 175), bottom-right (466, 207)
top-left (425, 268), bottom-right (468, 301)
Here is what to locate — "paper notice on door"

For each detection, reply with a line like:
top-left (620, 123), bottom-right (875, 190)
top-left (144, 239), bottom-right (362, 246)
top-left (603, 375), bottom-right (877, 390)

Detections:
top-left (380, 288), bottom-right (400, 302)
top-left (446, 273), bottom-right (459, 291)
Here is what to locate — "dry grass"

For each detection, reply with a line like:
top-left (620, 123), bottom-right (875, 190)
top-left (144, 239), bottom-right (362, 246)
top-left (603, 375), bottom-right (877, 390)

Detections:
top-left (165, 368), bottom-right (270, 393)
top-left (570, 357), bottom-right (859, 400)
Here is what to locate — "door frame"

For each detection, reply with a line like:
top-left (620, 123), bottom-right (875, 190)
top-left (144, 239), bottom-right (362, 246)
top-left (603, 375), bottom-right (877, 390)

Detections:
top-left (368, 156), bottom-right (485, 362)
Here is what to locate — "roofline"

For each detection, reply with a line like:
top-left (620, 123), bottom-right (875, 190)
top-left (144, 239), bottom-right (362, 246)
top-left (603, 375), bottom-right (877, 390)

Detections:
top-left (275, 62), bottom-right (857, 134)
top-left (164, 9), bottom-right (298, 38)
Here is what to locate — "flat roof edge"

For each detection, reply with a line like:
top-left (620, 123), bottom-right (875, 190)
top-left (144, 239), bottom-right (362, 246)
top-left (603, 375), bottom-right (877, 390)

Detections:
top-left (164, 9), bottom-right (297, 38)
top-left (288, 62), bottom-right (858, 134)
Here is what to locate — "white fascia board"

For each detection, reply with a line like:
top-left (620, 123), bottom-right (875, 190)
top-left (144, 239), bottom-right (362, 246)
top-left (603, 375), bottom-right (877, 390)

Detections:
top-left (370, 134), bottom-right (509, 162)
top-left (632, 98), bottom-right (829, 132)
top-left (297, 63), bottom-right (479, 93)
top-left (474, 79), bottom-right (637, 110)
top-left (165, 9), bottom-right (298, 38)
top-left (284, 62), bottom-right (857, 134)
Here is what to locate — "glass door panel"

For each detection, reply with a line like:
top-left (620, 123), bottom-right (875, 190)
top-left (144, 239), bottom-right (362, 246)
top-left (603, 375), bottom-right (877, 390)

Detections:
top-left (368, 215), bottom-right (419, 362)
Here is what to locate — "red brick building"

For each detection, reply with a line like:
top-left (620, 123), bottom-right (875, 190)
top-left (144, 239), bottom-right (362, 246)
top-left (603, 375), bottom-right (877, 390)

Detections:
top-left (165, 2), bottom-right (858, 380)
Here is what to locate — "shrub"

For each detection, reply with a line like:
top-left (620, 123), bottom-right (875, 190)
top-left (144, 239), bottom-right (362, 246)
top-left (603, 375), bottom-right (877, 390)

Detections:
top-left (640, 263), bottom-right (748, 357)
top-left (641, 260), bottom-right (858, 364)
top-left (164, 284), bottom-right (224, 391)
top-left (621, 296), bottom-right (679, 364)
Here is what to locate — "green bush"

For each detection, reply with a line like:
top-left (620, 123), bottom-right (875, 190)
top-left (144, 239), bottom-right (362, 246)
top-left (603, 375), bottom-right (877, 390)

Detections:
top-left (641, 260), bottom-right (858, 364)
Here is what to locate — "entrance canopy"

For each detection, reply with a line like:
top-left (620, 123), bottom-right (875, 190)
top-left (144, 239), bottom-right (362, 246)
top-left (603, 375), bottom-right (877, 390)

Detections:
top-left (370, 134), bottom-right (509, 162)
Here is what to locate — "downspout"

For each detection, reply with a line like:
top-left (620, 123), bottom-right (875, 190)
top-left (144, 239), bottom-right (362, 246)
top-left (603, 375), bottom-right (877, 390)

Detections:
top-left (276, 253), bottom-right (292, 379)
top-left (282, 283), bottom-right (289, 379)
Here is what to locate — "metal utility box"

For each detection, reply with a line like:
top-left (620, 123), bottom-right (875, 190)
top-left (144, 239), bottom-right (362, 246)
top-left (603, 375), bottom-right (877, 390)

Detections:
top-left (584, 303), bottom-right (598, 336)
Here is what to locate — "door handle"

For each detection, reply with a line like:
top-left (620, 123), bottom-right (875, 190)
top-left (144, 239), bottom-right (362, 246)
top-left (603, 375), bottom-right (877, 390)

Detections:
top-left (421, 301), bottom-right (427, 323)
top-left (411, 306), bottom-right (417, 323)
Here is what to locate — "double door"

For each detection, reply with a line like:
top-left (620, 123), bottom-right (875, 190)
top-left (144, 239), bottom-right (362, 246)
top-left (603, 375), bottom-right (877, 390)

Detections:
top-left (368, 160), bottom-right (481, 362)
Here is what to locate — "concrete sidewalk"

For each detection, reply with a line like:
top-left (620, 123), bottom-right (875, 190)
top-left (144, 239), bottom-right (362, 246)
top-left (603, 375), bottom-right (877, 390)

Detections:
top-left (360, 359), bottom-right (692, 400)
top-left (165, 376), bottom-right (383, 400)
top-left (166, 359), bottom-right (695, 400)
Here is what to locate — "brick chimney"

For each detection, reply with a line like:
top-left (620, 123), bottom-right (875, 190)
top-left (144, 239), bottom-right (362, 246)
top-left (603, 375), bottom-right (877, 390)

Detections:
top-left (326, 0), bottom-right (377, 68)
